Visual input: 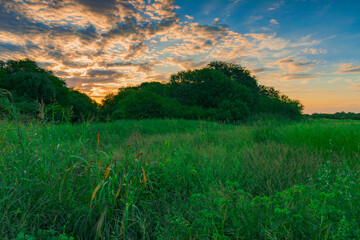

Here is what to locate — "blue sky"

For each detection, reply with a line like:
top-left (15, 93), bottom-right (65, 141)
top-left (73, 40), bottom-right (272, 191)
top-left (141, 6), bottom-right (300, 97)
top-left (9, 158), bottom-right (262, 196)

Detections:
top-left (0, 0), bottom-right (359, 113)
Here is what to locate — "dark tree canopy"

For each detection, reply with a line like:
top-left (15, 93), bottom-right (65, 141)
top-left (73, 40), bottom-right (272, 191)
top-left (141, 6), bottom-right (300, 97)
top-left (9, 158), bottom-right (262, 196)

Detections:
top-left (207, 61), bottom-right (259, 92)
top-left (170, 68), bottom-right (240, 108)
top-left (4, 58), bottom-right (47, 74)
top-left (0, 59), bottom-right (97, 122)
top-left (0, 59), bottom-right (303, 122)
top-left (101, 61), bottom-right (303, 121)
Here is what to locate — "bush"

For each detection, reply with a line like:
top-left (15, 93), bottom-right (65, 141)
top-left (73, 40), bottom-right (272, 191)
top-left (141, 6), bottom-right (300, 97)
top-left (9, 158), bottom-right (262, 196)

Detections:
top-left (213, 100), bottom-right (250, 121)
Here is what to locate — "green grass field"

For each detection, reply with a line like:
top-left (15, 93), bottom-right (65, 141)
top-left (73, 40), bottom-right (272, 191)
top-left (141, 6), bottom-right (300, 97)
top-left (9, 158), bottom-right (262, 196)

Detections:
top-left (1, 118), bottom-right (360, 239)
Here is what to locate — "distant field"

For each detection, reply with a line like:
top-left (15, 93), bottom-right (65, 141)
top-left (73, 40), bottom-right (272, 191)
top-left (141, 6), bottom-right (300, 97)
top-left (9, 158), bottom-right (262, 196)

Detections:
top-left (1, 118), bottom-right (360, 239)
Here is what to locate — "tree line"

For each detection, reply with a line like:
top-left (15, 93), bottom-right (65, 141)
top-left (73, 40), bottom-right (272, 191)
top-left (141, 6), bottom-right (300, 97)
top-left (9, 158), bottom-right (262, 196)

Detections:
top-left (0, 59), bottom-right (304, 122)
top-left (306, 112), bottom-right (360, 120)
top-left (100, 61), bottom-right (303, 121)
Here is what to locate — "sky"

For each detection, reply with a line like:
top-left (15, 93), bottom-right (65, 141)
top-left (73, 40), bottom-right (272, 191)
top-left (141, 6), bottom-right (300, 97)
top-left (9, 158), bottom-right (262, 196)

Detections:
top-left (0, 0), bottom-right (359, 113)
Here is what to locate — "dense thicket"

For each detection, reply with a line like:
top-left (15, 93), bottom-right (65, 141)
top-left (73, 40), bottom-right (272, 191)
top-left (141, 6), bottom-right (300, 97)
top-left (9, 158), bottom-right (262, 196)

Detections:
top-left (0, 59), bottom-right (97, 122)
top-left (0, 59), bottom-right (303, 122)
top-left (101, 61), bottom-right (303, 121)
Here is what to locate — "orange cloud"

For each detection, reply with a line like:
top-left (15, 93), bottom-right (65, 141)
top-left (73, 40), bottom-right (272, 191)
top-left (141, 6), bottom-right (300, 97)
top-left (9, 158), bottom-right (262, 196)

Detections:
top-left (335, 64), bottom-right (360, 74)
top-left (275, 57), bottom-right (314, 73)
top-left (0, 0), bottom-right (328, 105)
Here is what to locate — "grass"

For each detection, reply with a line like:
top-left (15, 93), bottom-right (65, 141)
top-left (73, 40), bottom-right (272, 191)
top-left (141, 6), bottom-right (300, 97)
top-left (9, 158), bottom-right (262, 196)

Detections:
top-left (0, 118), bottom-right (360, 239)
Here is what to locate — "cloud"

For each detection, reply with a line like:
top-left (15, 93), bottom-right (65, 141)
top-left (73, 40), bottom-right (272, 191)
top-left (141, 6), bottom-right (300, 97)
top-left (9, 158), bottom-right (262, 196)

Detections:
top-left (144, 73), bottom-right (170, 83)
top-left (0, 0), bottom-right (327, 103)
top-left (0, 42), bottom-right (24, 52)
top-left (75, 0), bottom-right (118, 14)
top-left (101, 61), bottom-right (155, 74)
top-left (61, 61), bottom-right (93, 69)
top-left (53, 70), bottom-right (71, 77)
top-left (302, 48), bottom-right (327, 54)
top-left (268, 2), bottom-right (283, 11)
top-left (86, 69), bottom-right (123, 78)
top-left (291, 35), bottom-right (321, 47)
top-left (335, 64), bottom-right (360, 74)
top-left (270, 19), bottom-right (278, 25)
top-left (246, 15), bottom-right (263, 25)
top-left (281, 73), bottom-right (318, 80)
top-left (259, 37), bottom-right (289, 50)
top-left (0, 0), bottom-right (182, 96)
top-left (275, 57), bottom-right (313, 73)
top-left (244, 33), bottom-right (272, 41)
top-left (256, 34), bottom-right (320, 51)
top-left (352, 84), bottom-right (360, 92)
top-left (124, 42), bottom-right (148, 60)
top-left (169, 58), bottom-right (208, 70)
top-left (251, 68), bottom-right (269, 74)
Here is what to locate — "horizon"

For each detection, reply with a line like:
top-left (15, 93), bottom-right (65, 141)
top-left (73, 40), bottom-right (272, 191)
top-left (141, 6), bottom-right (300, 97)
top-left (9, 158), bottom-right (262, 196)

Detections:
top-left (1, 0), bottom-right (359, 114)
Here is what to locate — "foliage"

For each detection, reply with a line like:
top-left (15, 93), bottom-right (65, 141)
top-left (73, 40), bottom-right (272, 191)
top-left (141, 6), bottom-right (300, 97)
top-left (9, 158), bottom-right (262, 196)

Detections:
top-left (170, 68), bottom-right (241, 108)
top-left (66, 89), bottom-right (98, 121)
top-left (16, 229), bottom-right (74, 240)
top-left (0, 59), bottom-right (303, 122)
top-left (206, 61), bottom-right (259, 93)
top-left (214, 99), bottom-right (250, 121)
top-left (0, 59), bottom-right (97, 122)
top-left (111, 89), bottom-right (182, 119)
top-left (257, 85), bottom-right (304, 119)
top-left (102, 61), bottom-right (303, 121)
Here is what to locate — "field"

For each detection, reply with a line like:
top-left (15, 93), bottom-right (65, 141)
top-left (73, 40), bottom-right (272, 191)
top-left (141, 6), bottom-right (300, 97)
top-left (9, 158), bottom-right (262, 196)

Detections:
top-left (1, 118), bottom-right (360, 239)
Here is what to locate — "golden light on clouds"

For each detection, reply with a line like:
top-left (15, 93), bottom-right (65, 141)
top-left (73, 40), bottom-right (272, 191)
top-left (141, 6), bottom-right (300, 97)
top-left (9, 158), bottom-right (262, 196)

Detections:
top-left (1, 0), bottom-right (360, 113)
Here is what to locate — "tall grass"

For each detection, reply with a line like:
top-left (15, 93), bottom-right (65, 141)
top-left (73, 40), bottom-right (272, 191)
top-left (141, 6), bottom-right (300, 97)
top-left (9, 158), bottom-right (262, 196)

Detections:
top-left (0, 118), bottom-right (359, 239)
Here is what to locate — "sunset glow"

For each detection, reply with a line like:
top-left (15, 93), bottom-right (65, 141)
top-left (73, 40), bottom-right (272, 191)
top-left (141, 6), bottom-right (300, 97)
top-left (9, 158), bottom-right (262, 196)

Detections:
top-left (1, 0), bottom-right (359, 113)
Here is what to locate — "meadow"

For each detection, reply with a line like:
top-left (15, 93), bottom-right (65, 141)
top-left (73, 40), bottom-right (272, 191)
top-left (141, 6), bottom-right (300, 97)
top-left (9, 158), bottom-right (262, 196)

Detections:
top-left (0, 117), bottom-right (360, 239)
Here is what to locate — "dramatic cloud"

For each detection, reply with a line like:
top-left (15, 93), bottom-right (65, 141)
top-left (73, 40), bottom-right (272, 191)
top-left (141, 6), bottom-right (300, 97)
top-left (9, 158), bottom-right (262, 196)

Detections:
top-left (86, 69), bottom-right (123, 78)
top-left (0, 0), bottom-right (327, 104)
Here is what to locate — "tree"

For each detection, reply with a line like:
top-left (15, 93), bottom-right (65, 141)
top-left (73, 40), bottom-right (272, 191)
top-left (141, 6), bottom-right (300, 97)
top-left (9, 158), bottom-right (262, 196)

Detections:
top-left (4, 58), bottom-right (46, 74)
top-left (214, 100), bottom-right (250, 121)
top-left (0, 59), bottom-right (98, 121)
top-left (67, 89), bottom-right (97, 121)
top-left (111, 90), bottom-right (181, 119)
top-left (6, 72), bottom-right (56, 102)
top-left (139, 81), bottom-right (170, 97)
top-left (257, 85), bottom-right (303, 119)
top-left (170, 68), bottom-right (243, 109)
top-left (101, 61), bottom-right (303, 121)
top-left (206, 61), bottom-right (259, 93)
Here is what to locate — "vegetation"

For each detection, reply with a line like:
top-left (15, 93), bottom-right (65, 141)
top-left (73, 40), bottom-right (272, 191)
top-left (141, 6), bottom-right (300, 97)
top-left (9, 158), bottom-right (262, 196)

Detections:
top-left (308, 112), bottom-right (360, 120)
top-left (101, 61), bottom-right (303, 121)
top-left (1, 59), bottom-right (303, 122)
top-left (0, 59), bottom-right (97, 122)
top-left (1, 118), bottom-right (360, 239)
top-left (1, 58), bottom-right (358, 239)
